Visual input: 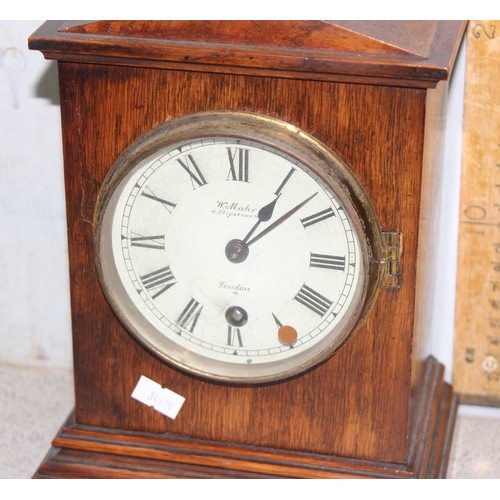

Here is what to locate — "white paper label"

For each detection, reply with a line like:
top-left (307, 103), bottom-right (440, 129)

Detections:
top-left (131, 375), bottom-right (185, 419)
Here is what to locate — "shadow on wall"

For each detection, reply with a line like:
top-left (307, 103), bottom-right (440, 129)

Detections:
top-left (35, 59), bottom-right (60, 105)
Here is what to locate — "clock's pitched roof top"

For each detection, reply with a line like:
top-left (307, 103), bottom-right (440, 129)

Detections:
top-left (29, 21), bottom-right (466, 88)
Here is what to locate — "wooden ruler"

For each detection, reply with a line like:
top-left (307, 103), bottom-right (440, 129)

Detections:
top-left (454, 21), bottom-right (500, 406)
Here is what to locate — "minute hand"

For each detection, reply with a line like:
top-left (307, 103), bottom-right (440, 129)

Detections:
top-left (246, 192), bottom-right (318, 247)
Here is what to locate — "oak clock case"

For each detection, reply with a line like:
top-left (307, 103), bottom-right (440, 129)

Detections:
top-left (94, 111), bottom-right (383, 384)
top-left (29, 20), bottom-right (464, 479)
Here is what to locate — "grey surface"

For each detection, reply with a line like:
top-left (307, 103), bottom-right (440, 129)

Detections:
top-left (0, 364), bottom-right (74, 479)
top-left (448, 407), bottom-right (500, 479)
top-left (0, 363), bottom-right (499, 479)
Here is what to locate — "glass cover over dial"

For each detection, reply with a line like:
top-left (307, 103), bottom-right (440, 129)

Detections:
top-left (95, 112), bottom-right (380, 383)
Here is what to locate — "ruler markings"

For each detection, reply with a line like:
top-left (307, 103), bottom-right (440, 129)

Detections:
top-left (454, 21), bottom-right (500, 405)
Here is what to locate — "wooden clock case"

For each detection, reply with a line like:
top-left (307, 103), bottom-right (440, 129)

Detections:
top-left (29, 20), bottom-right (465, 478)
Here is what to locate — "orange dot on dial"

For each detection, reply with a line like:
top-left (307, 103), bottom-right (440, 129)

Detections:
top-left (278, 325), bottom-right (298, 344)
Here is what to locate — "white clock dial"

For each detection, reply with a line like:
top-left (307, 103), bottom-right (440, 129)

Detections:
top-left (96, 112), bottom-right (380, 382)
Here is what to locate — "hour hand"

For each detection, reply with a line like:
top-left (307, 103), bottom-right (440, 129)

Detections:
top-left (242, 194), bottom-right (281, 244)
top-left (225, 195), bottom-right (281, 264)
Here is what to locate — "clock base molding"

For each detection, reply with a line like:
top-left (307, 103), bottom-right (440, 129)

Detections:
top-left (33, 357), bottom-right (457, 479)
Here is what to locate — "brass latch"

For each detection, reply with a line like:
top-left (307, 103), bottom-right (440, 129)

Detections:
top-left (382, 231), bottom-right (401, 289)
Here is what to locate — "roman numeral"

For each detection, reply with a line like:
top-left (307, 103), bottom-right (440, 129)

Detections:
top-left (300, 207), bottom-right (335, 228)
top-left (227, 326), bottom-right (244, 347)
top-left (130, 234), bottom-right (165, 250)
top-left (274, 167), bottom-right (295, 195)
top-left (139, 266), bottom-right (176, 299)
top-left (294, 284), bottom-right (333, 316)
top-left (310, 253), bottom-right (345, 271)
top-left (226, 147), bottom-right (249, 182)
top-left (177, 155), bottom-right (207, 188)
top-left (141, 190), bottom-right (176, 210)
top-left (177, 299), bottom-right (203, 333)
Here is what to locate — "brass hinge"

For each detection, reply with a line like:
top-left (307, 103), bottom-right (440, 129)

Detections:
top-left (382, 231), bottom-right (401, 289)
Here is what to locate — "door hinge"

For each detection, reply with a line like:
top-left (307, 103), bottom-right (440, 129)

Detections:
top-left (382, 231), bottom-right (401, 289)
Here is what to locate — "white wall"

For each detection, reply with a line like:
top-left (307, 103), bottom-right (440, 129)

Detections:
top-left (0, 21), bottom-right (466, 377)
top-left (0, 21), bottom-right (71, 369)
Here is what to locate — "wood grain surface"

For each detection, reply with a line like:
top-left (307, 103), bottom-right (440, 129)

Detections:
top-left (33, 357), bottom-right (457, 479)
top-left (29, 20), bottom-right (464, 88)
top-left (60, 62), bottom-right (423, 463)
top-left (454, 21), bottom-right (500, 406)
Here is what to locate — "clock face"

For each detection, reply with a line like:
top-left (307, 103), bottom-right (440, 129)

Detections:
top-left (95, 112), bottom-right (381, 382)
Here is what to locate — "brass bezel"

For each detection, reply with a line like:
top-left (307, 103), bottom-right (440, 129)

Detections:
top-left (94, 111), bottom-right (385, 383)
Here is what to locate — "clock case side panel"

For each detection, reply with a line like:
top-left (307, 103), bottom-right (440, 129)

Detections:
top-left (409, 81), bottom-right (459, 471)
top-left (57, 61), bottom-right (429, 464)
top-left (412, 82), bottom-right (450, 380)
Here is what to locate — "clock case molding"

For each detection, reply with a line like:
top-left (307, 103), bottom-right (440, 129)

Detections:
top-left (29, 20), bottom-right (465, 479)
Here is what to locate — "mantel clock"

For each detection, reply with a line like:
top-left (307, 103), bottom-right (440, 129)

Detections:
top-left (29, 20), bottom-right (465, 478)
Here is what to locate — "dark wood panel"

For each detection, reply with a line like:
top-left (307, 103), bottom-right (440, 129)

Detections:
top-left (59, 20), bottom-right (433, 56)
top-left (29, 21), bottom-right (466, 88)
